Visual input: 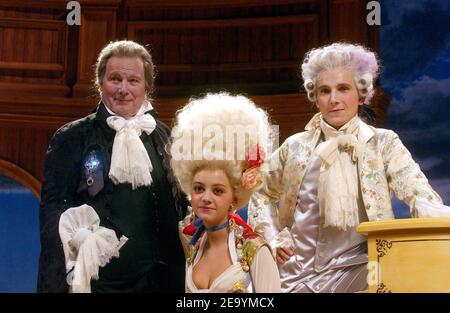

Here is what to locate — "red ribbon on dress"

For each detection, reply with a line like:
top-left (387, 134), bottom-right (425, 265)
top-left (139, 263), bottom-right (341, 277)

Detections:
top-left (182, 213), bottom-right (253, 236)
top-left (182, 223), bottom-right (197, 236)
top-left (228, 213), bottom-right (252, 232)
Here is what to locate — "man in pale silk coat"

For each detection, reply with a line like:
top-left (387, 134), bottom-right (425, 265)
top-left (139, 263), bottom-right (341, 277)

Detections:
top-left (248, 43), bottom-right (449, 293)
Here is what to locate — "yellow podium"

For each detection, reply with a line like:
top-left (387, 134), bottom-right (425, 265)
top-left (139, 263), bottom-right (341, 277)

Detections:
top-left (357, 218), bottom-right (450, 293)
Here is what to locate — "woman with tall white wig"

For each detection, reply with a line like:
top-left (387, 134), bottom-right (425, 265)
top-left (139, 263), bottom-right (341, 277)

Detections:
top-left (170, 92), bottom-right (281, 293)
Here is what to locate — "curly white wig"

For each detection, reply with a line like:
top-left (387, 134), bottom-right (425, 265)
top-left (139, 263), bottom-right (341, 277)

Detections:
top-left (301, 42), bottom-right (380, 104)
top-left (170, 92), bottom-right (271, 201)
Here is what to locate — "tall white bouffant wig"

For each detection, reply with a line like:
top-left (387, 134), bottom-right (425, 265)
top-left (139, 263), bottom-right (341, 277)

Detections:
top-left (301, 42), bottom-right (380, 104)
top-left (170, 92), bottom-right (272, 201)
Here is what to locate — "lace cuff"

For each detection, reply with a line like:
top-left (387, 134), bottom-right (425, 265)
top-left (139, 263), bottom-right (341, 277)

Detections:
top-left (59, 204), bottom-right (128, 293)
top-left (268, 227), bottom-right (294, 258)
top-left (412, 197), bottom-right (450, 218)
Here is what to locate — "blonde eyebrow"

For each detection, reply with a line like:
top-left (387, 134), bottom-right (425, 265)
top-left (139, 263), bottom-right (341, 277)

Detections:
top-left (192, 182), bottom-right (226, 188)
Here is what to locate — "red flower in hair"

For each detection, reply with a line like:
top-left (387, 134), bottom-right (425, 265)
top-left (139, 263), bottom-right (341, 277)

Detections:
top-left (246, 144), bottom-right (265, 168)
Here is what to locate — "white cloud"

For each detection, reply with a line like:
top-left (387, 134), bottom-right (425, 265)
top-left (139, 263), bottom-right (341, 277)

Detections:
top-left (387, 76), bottom-right (450, 124)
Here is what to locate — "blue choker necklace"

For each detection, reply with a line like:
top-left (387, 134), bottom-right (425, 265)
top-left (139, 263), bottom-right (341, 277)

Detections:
top-left (205, 220), bottom-right (229, 232)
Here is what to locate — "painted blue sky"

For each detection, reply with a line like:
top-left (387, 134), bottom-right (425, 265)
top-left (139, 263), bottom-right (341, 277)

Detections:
top-left (380, 0), bottom-right (450, 212)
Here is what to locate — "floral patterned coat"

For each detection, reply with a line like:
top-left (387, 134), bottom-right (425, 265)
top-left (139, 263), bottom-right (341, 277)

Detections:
top-left (248, 113), bottom-right (443, 242)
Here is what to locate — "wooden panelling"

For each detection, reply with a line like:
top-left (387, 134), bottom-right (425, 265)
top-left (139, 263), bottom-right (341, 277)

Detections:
top-left (126, 0), bottom-right (318, 9)
top-left (329, 0), bottom-right (368, 44)
top-left (0, 0), bottom-right (383, 186)
top-left (0, 95), bottom-right (97, 120)
top-left (73, 4), bottom-right (120, 97)
top-left (129, 14), bottom-right (319, 96)
top-left (129, 14), bottom-right (318, 29)
top-left (0, 1), bottom-right (66, 9)
top-left (0, 126), bottom-right (54, 189)
top-left (0, 17), bottom-right (69, 96)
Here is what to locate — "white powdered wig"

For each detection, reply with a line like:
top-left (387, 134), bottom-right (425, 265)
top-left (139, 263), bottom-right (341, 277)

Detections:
top-left (302, 42), bottom-right (380, 104)
top-left (170, 92), bottom-right (272, 201)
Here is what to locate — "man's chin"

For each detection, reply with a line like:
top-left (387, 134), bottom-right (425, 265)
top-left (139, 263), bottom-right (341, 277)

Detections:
top-left (326, 117), bottom-right (346, 129)
top-left (114, 100), bottom-right (133, 106)
top-left (112, 106), bottom-right (137, 118)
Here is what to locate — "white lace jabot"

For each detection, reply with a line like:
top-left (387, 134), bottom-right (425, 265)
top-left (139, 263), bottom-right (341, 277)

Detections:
top-left (315, 115), bottom-right (362, 230)
top-left (104, 101), bottom-right (156, 189)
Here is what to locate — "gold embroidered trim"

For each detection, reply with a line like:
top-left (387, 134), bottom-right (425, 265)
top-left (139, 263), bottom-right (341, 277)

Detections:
top-left (240, 236), bottom-right (268, 272)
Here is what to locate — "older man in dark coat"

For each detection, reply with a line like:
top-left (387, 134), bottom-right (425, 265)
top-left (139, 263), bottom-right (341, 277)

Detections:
top-left (37, 40), bottom-right (187, 293)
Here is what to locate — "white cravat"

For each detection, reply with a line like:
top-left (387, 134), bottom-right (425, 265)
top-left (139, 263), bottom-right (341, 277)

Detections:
top-left (105, 101), bottom-right (156, 189)
top-left (315, 115), bottom-right (362, 230)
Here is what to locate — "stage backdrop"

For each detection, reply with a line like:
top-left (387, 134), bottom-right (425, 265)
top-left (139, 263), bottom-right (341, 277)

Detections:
top-left (380, 0), bottom-right (450, 217)
top-left (0, 175), bottom-right (40, 292)
top-left (0, 0), bottom-right (407, 292)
